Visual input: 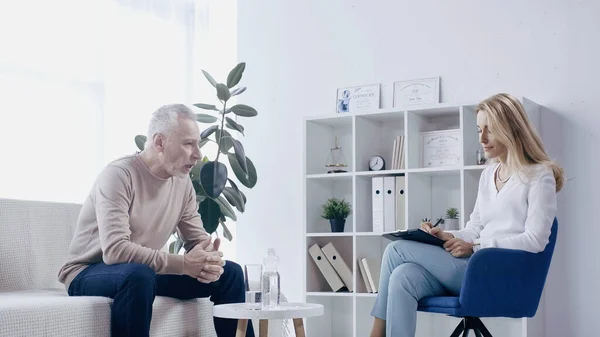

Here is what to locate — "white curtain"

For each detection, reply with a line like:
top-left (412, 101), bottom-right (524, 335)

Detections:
top-left (0, 0), bottom-right (239, 258)
top-left (0, 0), bottom-right (196, 203)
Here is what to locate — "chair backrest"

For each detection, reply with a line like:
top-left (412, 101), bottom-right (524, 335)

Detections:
top-left (457, 217), bottom-right (558, 318)
top-left (532, 217), bottom-right (559, 303)
top-left (0, 198), bottom-right (82, 291)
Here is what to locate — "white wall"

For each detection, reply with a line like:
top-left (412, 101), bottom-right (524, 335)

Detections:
top-left (236, 1), bottom-right (600, 336)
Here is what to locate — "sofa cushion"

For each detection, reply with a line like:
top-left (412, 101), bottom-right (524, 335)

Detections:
top-left (0, 198), bottom-right (81, 291)
top-left (0, 289), bottom-right (217, 337)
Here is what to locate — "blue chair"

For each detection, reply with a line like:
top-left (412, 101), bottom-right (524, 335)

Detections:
top-left (417, 218), bottom-right (558, 337)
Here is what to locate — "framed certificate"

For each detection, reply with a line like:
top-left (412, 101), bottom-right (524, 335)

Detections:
top-left (420, 129), bottom-right (461, 168)
top-left (336, 84), bottom-right (380, 113)
top-left (393, 77), bottom-right (440, 107)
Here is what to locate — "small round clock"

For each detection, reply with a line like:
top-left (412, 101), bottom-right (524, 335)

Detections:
top-left (368, 155), bottom-right (385, 171)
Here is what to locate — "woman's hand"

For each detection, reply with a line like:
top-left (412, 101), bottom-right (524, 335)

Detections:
top-left (420, 222), bottom-right (454, 241)
top-left (443, 238), bottom-right (474, 258)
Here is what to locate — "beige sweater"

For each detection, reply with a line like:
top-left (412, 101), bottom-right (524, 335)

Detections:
top-left (58, 154), bottom-right (209, 289)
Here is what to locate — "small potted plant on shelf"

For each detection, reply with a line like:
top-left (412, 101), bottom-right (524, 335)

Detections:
top-left (445, 208), bottom-right (459, 229)
top-left (321, 198), bottom-right (352, 232)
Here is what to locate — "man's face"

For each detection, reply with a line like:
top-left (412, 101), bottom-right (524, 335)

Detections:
top-left (160, 117), bottom-right (201, 178)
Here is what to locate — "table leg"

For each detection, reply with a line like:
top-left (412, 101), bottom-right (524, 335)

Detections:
top-left (259, 319), bottom-right (269, 337)
top-left (293, 318), bottom-right (306, 337)
top-left (236, 319), bottom-right (248, 337)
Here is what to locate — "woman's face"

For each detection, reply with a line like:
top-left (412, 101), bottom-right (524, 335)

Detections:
top-left (477, 110), bottom-right (507, 161)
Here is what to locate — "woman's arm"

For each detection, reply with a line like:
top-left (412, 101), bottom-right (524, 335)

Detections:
top-left (477, 168), bottom-right (557, 253)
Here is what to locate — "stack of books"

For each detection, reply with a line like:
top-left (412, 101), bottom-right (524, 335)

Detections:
top-left (308, 242), bottom-right (380, 293)
top-left (391, 135), bottom-right (405, 170)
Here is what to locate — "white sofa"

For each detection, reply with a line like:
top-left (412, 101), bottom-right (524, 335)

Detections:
top-left (0, 198), bottom-right (287, 337)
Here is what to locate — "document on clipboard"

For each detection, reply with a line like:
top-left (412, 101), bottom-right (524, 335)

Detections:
top-left (382, 228), bottom-right (446, 247)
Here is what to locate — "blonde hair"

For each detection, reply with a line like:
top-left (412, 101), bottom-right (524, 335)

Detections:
top-left (476, 93), bottom-right (564, 192)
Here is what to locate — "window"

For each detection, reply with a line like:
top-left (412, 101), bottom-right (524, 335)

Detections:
top-left (0, 0), bottom-right (239, 260)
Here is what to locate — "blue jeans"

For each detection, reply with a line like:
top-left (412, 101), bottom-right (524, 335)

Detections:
top-left (371, 240), bottom-right (470, 337)
top-left (68, 260), bottom-right (255, 337)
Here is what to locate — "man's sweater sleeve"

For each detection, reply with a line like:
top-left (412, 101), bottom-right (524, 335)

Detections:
top-left (177, 181), bottom-right (210, 252)
top-left (96, 165), bottom-right (184, 274)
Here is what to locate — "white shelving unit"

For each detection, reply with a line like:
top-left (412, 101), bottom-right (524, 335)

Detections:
top-left (302, 98), bottom-right (545, 337)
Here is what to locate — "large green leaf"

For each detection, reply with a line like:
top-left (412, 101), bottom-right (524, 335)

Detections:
top-left (215, 195), bottom-right (237, 220)
top-left (223, 186), bottom-right (245, 212)
top-left (198, 138), bottom-right (210, 149)
top-left (225, 117), bottom-right (245, 135)
top-left (228, 154), bottom-right (257, 188)
top-left (215, 129), bottom-right (234, 152)
top-left (216, 83), bottom-right (231, 102)
top-left (196, 113), bottom-right (218, 123)
top-left (232, 139), bottom-right (247, 174)
top-left (200, 161), bottom-right (228, 198)
top-left (227, 178), bottom-right (246, 205)
top-left (202, 70), bottom-right (217, 87)
top-left (199, 198), bottom-right (221, 233)
top-left (201, 125), bottom-right (218, 139)
top-left (135, 135), bottom-right (147, 151)
top-left (239, 189), bottom-right (247, 204)
top-left (230, 87), bottom-right (247, 97)
top-left (220, 220), bottom-right (233, 241)
top-left (226, 62), bottom-right (246, 88)
top-left (193, 103), bottom-right (218, 111)
top-left (230, 104), bottom-right (257, 117)
top-left (190, 161), bottom-right (206, 181)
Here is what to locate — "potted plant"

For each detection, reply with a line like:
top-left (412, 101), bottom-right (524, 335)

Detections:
top-left (135, 63), bottom-right (258, 253)
top-left (445, 208), bottom-right (459, 229)
top-left (321, 198), bottom-right (352, 232)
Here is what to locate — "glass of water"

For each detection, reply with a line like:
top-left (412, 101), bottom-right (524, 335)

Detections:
top-left (244, 264), bottom-right (262, 310)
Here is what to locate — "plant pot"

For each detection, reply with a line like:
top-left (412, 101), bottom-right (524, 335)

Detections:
top-left (445, 218), bottom-right (459, 230)
top-left (329, 218), bottom-right (346, 233)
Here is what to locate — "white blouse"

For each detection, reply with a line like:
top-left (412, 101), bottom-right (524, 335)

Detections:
top-left (448, 162), bottom-right (557, 253)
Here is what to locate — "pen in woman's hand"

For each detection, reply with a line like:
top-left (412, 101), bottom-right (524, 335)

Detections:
top-left (432, 218), bottom-right (444, 228)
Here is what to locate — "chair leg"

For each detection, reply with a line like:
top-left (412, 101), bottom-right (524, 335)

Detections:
top-left (449, 317), bottom-right (494, 337)
top-left (471, 317), bottom-right (493, 337)
top-left (450, 319), bottom-right (465, 337)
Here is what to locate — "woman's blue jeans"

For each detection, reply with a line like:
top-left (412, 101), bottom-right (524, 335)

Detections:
top-left (371, 240), bottom-right (469, 337)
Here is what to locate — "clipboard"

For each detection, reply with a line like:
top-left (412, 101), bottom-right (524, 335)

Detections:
top-left (382, 228), bottom-right (446, 247)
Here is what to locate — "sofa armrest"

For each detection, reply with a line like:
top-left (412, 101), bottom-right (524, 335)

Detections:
top-left (458, 248), bottom-right (546, 318)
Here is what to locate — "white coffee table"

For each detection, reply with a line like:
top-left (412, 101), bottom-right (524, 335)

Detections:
top-left (213, 302), bottom-right (324, 337)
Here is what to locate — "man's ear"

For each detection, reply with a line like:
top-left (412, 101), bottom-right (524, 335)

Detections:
top-left (153, 133), bottom-right (166, 152)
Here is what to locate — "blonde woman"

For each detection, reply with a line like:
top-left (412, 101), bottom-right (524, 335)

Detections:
top-left (370, 93), bottom-right (564, 337)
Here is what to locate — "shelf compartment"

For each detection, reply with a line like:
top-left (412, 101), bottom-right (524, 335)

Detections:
top-left (305, 116), bottom-right (353, 175)
top-left (305, 295), bottom-right (353, 337)
top-left (306, 176), bottom-right (353, 234)
top-left (462, 104), bottom-right (484, 166)
top-left (406, 108), bottom-right (461, 169)
top-left (355, 111), bottom-right (405, 173)
top-left (462, 168), bottom-right (484, 229)
top-left (406, 170), bottom-right (461, 231)
top-left (306, 236), bottom-right (353, 293)
top-left (355, 236), bottom-right (388, 294)
top-left (356, 296), bottom-right (376, 337)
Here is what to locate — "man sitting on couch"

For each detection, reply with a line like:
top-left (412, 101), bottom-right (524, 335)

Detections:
top-left (58, 104), bottom-right (254, 337)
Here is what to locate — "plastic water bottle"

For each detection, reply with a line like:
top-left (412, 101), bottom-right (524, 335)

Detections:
top-left (261, 248), bottom-right (281, 309)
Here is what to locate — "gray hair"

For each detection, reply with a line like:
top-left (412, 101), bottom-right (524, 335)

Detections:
top-left (145, 104), bottom-right (196, 149)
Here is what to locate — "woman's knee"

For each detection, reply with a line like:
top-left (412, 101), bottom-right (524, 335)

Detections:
top-left (389, 263), bottom-right (420, 294)
top-left (383, 240), bottom-right (414, 262)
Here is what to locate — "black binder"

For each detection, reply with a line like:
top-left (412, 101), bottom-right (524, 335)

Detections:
top-left (382, 228), bottom-right (446, 247)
